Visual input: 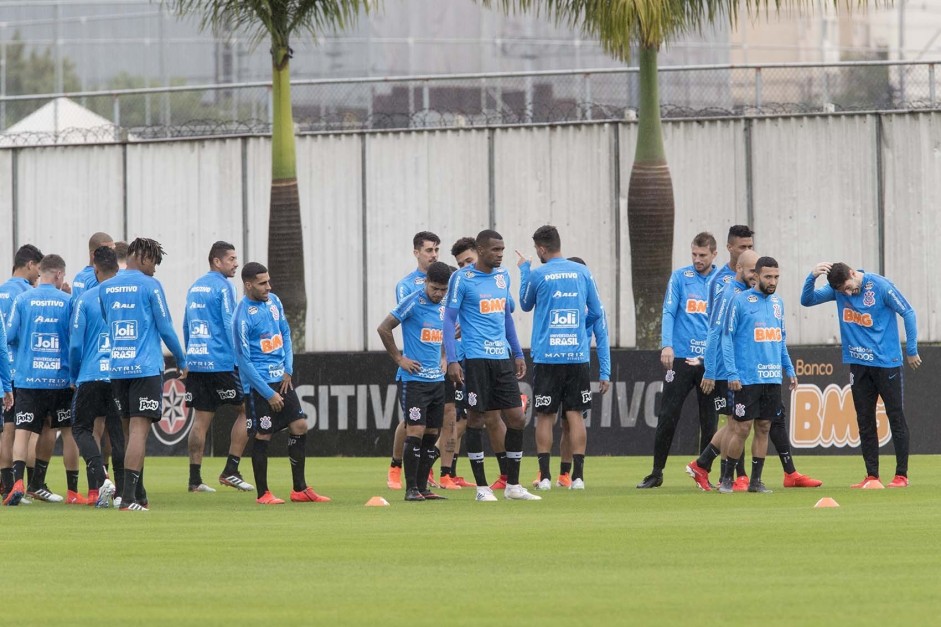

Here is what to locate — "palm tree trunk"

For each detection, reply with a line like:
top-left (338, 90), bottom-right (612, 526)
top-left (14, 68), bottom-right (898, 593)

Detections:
top-left (268, 46), bottom-right (307, 349)
top-left (627, 45), bottom-right (674, 349)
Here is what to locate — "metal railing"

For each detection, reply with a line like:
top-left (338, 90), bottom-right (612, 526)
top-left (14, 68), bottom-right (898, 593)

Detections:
top-left (1, 59), bottom-right (939, 144)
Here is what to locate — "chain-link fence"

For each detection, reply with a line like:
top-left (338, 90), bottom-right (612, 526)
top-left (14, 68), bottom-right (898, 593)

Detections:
top-left (1, 61), bottom-right (938, 145)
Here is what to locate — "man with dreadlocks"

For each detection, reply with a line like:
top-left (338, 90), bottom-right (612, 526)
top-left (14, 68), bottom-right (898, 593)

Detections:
top-left (99, 238), bottom-right (187, 511)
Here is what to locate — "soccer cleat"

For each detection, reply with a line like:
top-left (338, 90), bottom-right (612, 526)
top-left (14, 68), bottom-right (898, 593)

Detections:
top-left (113, 496), bottom-right (122, 509)
top-left (66, 490), bottom-right (89, 505)
top-left (387, 466), bottom-right (402, 490)
top-left (556, 473), bottom-right (573, 488)
top-left (219, 473), bottom-right (254, 492)
top-left (3, 479), bottom-right (25, 506)
top-left (437, 475), bottom-right (461, 490)
top-left (87, 489), bottom-right (99, 506)
top-left (420, 490), bottom-right (447, 500)
top-left (427, 471), bottom-right (440, 489)
top-left (119, 502), bottom-right (149, 512)
top-left (887, 475), bottom-right (909, 488)
top-left (453, 476), bottom-right (475, 488)
top-left (256, 491), bottom-right (285, 505)
top-left (783, 471), bottom-right (823, 488)
top-left (490, 475), bottom-right (508, 490)
top-left (535, 478), bottom-right (552, 491)
top-left (504, 484), bottom-right (542, 500)
top-left (717, 478), bottom-right (734, 494)
top-left (96, 479), bottom-right (116, 509)
top-left (531, 474), bottom-right (541, 488)
top-left (747, 481), bottom-right (773, 494)
top-left (685, 460), bottom-right (712, 492)
top-left (290, 487), bottom-right (331, 503)
top-left (733, 475), bottom-right (750, 492)
top-left (850, 475), bottom-right (882, 489)
top-left (475, 487), bottom-right (498, 502)
top-left (189, 483), bottom-right (217, 493)
top-left (636, 473), bottom-right (663, 489)
top-left (19, 496), bottom-right (32, 505)
top-left (569, 478), bottom-right (585, 490)
top-left (404, 487), bottom-right (425, 501)
top-left (28, 485), bottom-right (64, 503)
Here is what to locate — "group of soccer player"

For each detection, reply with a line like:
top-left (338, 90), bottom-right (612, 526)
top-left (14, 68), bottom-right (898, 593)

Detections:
top-left (635, 225), bottom-right (920, 493)
top-left (0, 233), bottom-right (329, 510)
top-left (379, 227), bottom-right (610, 501)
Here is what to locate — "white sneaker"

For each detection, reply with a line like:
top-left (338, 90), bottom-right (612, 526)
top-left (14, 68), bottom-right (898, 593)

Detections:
top-left (504, 484), bottom-right (542, 500)
top-left (569, 478), bottom-right (585, 490)
top-left (475, 487), bottom-right (498, 502)
top-left (535, 478), bottom-right (552, 491)
top-left (96, 479), bottom-right (116, 508)
top-left (113, 496), bottom-right (122, 509)
top-left (189, 483), bottom-right (217, 493)
top-left (29, 486), bottom-right (64, 503)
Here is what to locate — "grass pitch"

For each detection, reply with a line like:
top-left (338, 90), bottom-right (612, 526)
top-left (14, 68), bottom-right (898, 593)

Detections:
top-left (5, 455), bottom-right (940, 626)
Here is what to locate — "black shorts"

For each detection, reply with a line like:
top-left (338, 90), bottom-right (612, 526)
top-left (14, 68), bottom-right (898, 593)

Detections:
top-left (71, 381), bottom-right (119, 428)
top-left (711, 380), bottom-right (731, 415)
top-left (532, 363), bottom-right (591, 414)
top-left (463, 358), bottom-right (522, 413)
top-left (452, 384), bottom-right (467, 421)
top-left (185, 371), bottom-right (244, 412)
top-left (111, 376), bottom-right (163, 421)
top-left (731, 384), bottom-right (783, 422)
top-left (399, 380), bottom-right (445, 429)
top-left (246, 384), bottom-right (305, 436)
top-left (13, 387), bottom-right (73, 433)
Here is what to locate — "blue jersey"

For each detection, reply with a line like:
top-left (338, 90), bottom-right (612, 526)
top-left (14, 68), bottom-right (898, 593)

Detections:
top-left (444, 264), bottom-right (520, 362)
top-left (704, 279), bottom-right (747, 380)
top-left (232, 293), bottom-right (293, 399)
top-left (396, 269), bottom-right (426, 304)
top-left (519, 257), bottom-right (607, 372)
top-left (390, 289), bottom-right (445, 382)
top-left (0, 277), bottom-right (31, 374)
top-left (662, 264), bottom-right (716, 359)
top-left (707, 263), bottom-right (736, 316)
top-left (722, 288), bottom-right (795, 385)
top-left (800, 271), bottom-right (917, 367)
top-left (5, 284), bottom-right (72, 389)
top-left (71, 265), bottom-right (97, 302)
top-left (183, 271), bottom-right (237, 372)
top-left (69, 285), bottom-right (112, 385)
top-left (585, 309), bottom-right (611, 381)
top-left (0, 313), bottom-right (10, 393)
top-left (98, 269), bottom-right (186, 379)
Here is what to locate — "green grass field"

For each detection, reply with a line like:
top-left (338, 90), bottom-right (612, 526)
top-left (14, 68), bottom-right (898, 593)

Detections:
top-left (5, 454), bottom-right (940, 626)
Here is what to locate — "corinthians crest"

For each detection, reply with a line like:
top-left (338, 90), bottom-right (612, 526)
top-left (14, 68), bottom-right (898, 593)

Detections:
top-left (494, 274), bottom-right (506, 289)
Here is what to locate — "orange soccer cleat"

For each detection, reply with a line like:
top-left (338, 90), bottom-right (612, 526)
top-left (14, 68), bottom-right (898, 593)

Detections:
top-left (850, 475), bottom-right (883, 489)
top-left (732, 475), bottom-right (750, 492)
top-left (685, 461), bottom-right (712, 492)
top-left (783, 471), bottom-right (822, 488)
top-left (489, 475), bottom-right (508, 490)
top-left (66, 490), bottom-right (89, 505)
top-left (438, 475), bottom-right (461, 490)
top-left (256, 491), bottom-right (286, 505)
top-left (386, 466), bottom-right (402, 490)
top-left (290, 487), bottom-right (331, 503)
top-left (886, 475), bottom-right (909, 488)
top-left (556, 473), bottom-right (573, 488)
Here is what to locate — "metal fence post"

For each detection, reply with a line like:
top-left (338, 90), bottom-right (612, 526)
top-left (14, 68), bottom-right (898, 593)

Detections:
top-left (755, 67), bottom-right (763, 111)
top-left (930, 64), bottom-right (936, 108)
top-left (113, 95), bottom-right (121, 127)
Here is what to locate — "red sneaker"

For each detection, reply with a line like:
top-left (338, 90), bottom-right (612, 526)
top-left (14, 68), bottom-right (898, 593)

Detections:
top-left (783, 471), bottom-right (823, 488)
top-left (732, 475), bottom-right (750, 492)
top-left (66, 490), bottom-right (89, 505)
top-left (256, 491), bottom-right (285, 505)
top-left (290, 487), bottom-right (331, 503)
top-left (685, 460), bottom-right (712, 491)
top-left (453, 476), bottom-right (475, 488)
top-left (489, 475), bottom-right (508, 490)
top-left (887, 475), bottom-right (909, 488)
top-left (851, 475), bottom-right (882, 489)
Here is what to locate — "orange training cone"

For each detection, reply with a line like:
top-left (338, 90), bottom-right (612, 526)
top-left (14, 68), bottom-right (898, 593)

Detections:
top-left (365, 496), bottom-right (390, 507)
top-left (814, 497), bottom-right (840, 508)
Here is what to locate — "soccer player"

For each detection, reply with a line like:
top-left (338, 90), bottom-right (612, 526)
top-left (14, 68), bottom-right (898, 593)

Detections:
top-left (71, 232), bottom-right (115, 302)
top-left (517, 227), bottom-right (610, 491)
top-left (98, 238), bottom-right (188, 511)
top-left (717, 256), bottom-right (796, 494)
top-left (708, 226), bottom-right (754, 308)
top-left (378, 261), bottom-right (453, 501)
top-left (387, 231), bottom-right (440, 489)
top-left (114, 241), bottom-right (129, 269)
top-left (69, 246), bottom-right (121, 508)
top-left (690, 249), bottom-right (821, 492)
top-left (800, 261), bottom-right (920, 488)
top-left (0, 244), bottom-right (43, 502)
top-left (444, 229), bottom-right (540, 501)
top-left (234, 262), bottom-right (329, 505)
top-left (3, 254), bottom-right (74, 506)
top-left (183, 241), bottom-right (253, 494)
top-left (637, 233), bottom-right (719, 489)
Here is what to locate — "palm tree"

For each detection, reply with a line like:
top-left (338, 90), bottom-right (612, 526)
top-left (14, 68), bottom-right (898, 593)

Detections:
top-left (486, 0), bottom-right (878, 348)
top-left (167, 1), bottom-right (371, 348)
